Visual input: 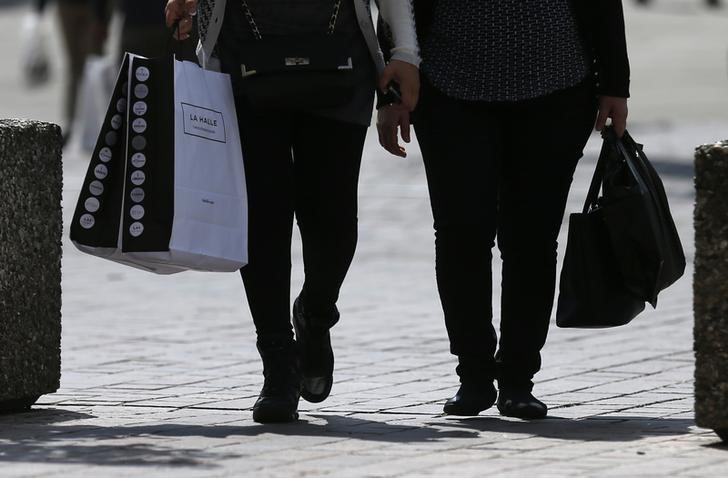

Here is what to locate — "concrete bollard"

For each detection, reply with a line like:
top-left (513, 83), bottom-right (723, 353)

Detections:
top-left (694, 140), bottom-right (728, 442)
top-left (0, 119), bottom-right (62, 413)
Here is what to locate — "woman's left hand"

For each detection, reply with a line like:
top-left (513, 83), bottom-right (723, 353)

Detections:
top-left (378, 60), bottom-right (420, 112)
top-left (595, 96), bottom-right (628, 137)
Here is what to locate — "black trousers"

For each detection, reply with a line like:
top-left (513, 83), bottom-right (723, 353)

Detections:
top-left (235, 103), bottom-right (367, 341)
top-left (413, 78), bottom-right (598, 389)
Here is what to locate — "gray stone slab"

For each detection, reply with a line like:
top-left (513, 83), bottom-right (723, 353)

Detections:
top-left (0, 119), bottom-right (62, 411)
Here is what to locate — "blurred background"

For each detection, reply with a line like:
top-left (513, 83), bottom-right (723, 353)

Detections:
top-left (0, 0), bottom-right (726, 153)
top-left (0, 0), bottom-right (197, 150)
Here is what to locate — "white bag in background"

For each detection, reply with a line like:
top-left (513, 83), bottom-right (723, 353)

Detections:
top-left (71, 55), bottom-right (118, 152)
top-left (19, 11), bottom-right (52, 87)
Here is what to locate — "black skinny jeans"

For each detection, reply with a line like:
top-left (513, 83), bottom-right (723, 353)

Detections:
top-left (413, 78), bottom-right (598, 389)
top-left (235, 102), bottom-right (367, 341)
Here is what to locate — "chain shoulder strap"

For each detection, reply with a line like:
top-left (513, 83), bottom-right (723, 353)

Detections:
top-left (240, 0), bottom-right (343, 40)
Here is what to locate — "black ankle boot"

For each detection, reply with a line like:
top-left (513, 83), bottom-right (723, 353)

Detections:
top-left (292, 297), bottom-right (338, 403)
top-left (443, 382), bottom-right (497, 416)
top-left (253, 337), bottom-right (301, 423)
top-left (497, 388), bottom-right (548, 420)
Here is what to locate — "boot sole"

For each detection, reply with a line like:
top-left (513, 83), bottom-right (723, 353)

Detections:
top-left (300, 377), bottom-right (333, 404)
top-left (252, 409), bottom-right (299, 424)
top-left (443, 399), bottom-right (496, 416)
top-left (497, 403), bottom-right (548, 420)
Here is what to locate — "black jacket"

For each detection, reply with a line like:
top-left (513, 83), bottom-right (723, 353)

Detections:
top-left (412, 0), bottom-right (631, 98)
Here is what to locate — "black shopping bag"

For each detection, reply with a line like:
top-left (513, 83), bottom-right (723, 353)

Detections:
top-left (600, 128), bottom-right (686, 306)
top-left (556, 208), bottom-right (646, 328)
top-left (556, 126), bottom-right (685, 328)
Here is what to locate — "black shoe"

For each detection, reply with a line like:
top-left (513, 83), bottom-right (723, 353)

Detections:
top-left (497, 389), bottom-right (548, 420)
top-left (443, 382), bottom-right (497, 416)
top-left (292, 297), bottom-right (338, 403)
top-left (252, 338), bottom-right (301, 424)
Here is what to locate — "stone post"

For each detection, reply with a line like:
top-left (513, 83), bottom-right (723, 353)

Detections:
top-left (694, 140), bottom-right (728, 442)
top-left (0, 119), bottom-right (63, 413)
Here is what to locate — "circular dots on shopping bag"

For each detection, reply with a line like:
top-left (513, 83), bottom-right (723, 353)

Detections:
top-left (134, 84), bottom-right (149, 99)
top-left (94, 164), bottom-right (109, 180)
top-left (130, 170), bottom-right (146, 186)
top-left (133, 101), bottom-right (147, 116)
top-left (132, 118), bottom-right (147, 134)
top-left (130, 187), bottom-right (145, 203)
top-left (110, 114), bottom-right (123, 130)
top-left (79, 213), bottom-right (95, 229)
top-left (89, 180), bottom-right (104, 196)
top-left (131, 152), bottom-right (146, 168)
top-left (135, 66), bottom-right (150, 82)
top-left (105, 131), bottom-right (118, 146)
top-left (132, 135), bottom-right (147, 151)
top-left (129, 222), bottom-right (144, 237)
top-left (130, 205), bottom-right (145, 220)
top-left (85, 197), bottom-right (100, 213)
top-left (99, 147), bottom-right (112, 163)
top-left (116, 98), bottom-right (127, 113)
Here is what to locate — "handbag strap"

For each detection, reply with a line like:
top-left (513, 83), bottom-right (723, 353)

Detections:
top-left (583, 128), bottom-right (614, 214)
top-left (240, 0), bottom-right (343, 40)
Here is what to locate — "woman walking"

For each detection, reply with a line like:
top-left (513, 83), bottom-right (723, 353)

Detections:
top-left (380, 1), bottom-right (630, 419)
top-left (166, 0), bottom-right (420, 423)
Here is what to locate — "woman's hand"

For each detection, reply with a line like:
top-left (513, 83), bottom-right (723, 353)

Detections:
top-left (595, 96), bottom-right (628, 138)
top-left (378, 60), bottom-right (420, 112)
top-left (165, 0), bottom-right (197, 40)
top-left (377, 104), bottom-right (412, 158)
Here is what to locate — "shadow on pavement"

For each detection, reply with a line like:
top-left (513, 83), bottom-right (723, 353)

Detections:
top-left (435, 415), bottom-right (697, 442)
top-left (0, 411), bottom-right (478, 468)
top-left (1, 408), bottom-right (715, 468)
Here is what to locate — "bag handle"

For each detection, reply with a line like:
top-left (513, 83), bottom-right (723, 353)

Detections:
top-left (166, 20), bottom-right (194, 58)
top-left (582, 127), bottom-right (616, 213)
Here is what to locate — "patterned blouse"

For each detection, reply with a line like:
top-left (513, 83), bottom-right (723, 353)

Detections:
top-left (421, 0), bottom-right (591, 102)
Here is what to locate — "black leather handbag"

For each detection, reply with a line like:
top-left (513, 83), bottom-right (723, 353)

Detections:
top-left (600, 128), bottom-right (686, 306)
top-left (232, 0), bottom-right (360, 110)
top-left (556, 126), bottom-right (685, 328)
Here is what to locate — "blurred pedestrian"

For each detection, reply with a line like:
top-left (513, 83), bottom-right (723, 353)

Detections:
top-left (166, 0), bottom-right (420, 423)
top-left (379, 0), bottom-right (631, 419)
top-left (33, 0), bottom-right (110, 142)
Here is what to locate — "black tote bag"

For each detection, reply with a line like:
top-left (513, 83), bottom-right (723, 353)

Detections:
top-left (556, 127), bottom-right (685, 328)
top-left (600, 128), bottom-right (686, 306)
top-left (556, 130), bottom-right (646, 328)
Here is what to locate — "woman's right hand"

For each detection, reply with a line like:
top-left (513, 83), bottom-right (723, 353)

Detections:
top-left (377, 104), bottom-right (412, 158)
top-left (165, 0), bottom-right (197, 40)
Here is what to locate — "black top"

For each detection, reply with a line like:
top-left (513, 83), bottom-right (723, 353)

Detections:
top-left (217, 0), bottom-right (376, 125)
top-left (413, 0), bottom-right (631, 98)
top-left (421, 0), bottom-right (590, 102)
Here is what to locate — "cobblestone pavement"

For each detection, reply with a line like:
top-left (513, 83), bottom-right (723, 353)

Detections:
top-left (2, 1), bottom-right (728, 477)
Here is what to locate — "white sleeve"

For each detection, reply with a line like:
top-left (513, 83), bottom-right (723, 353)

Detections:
top-left (378, 0), bottom-right (421, 67)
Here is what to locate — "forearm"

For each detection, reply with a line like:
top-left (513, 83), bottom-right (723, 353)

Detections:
top-left (377, 0), bottom-right (421, 67)
top-left (592, 0), bottom-right (631, 98)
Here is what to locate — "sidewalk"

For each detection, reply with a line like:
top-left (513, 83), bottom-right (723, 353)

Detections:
top-left (2, 1), bottom-right (728, 477)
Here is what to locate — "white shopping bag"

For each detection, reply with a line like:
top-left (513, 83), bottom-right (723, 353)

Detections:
top-left (71, 55), bottom-right (118, 152)
top-left (70, 53), bottom-right (247, 274)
